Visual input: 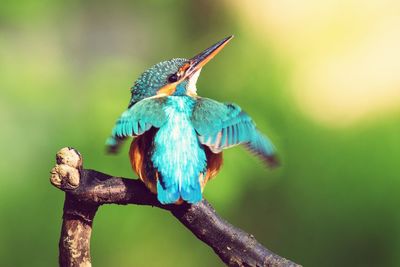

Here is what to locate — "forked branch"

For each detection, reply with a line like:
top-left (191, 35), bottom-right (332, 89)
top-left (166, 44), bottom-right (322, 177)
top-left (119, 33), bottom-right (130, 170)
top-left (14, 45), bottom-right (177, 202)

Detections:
top-left (50, 147), bottom-right (301, 267)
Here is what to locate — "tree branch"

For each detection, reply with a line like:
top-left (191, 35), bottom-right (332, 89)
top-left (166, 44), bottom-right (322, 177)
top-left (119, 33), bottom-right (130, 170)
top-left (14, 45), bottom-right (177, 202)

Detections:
top-left (50, 147), bottom-right (301, 267)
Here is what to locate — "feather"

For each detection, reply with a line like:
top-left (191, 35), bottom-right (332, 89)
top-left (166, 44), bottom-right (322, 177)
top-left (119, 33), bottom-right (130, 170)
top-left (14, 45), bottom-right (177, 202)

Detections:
top-left (105, 97), bottom-right (168, 153)
top-left (192, 97), bottom-right (278, 167)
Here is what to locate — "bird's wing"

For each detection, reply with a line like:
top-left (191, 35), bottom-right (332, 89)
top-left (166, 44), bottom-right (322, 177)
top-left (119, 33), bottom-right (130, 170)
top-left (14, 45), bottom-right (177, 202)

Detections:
top-left (106, 97), bottom-right (168, 153)
top-left (191, 97), bottom-right (278, 167)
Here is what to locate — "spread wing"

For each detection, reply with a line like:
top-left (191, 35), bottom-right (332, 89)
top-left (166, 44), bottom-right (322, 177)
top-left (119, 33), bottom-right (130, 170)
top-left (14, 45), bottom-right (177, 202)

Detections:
top-left (191, 97), bottom-right (278, 167)
top-left (106, 97), bottom-right (167, 153)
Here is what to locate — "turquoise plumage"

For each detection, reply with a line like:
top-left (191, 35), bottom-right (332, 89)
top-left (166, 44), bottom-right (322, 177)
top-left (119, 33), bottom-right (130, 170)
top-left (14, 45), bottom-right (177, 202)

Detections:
top-left (106, 97), bottom-right (167, 153)
top-left (192, 98), bottom-right (276, 166)
top-left (152, 96), bottom-right (206, 204)
top-left (106, 36), bottom-right (278, 204)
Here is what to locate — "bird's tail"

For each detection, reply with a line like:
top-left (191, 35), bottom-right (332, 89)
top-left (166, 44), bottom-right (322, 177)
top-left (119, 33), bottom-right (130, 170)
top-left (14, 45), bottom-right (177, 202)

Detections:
top-left (156, 175), bottom-right (202, 205)
top-left (155, 149), bottom-right (222, 205)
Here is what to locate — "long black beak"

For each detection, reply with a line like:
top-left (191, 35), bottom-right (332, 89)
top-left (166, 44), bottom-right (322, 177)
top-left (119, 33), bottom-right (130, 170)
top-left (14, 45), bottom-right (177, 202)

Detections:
top-left (157, 35), bottom-right (234, 96)
top-left (184, 35), bottom-right (234, 78)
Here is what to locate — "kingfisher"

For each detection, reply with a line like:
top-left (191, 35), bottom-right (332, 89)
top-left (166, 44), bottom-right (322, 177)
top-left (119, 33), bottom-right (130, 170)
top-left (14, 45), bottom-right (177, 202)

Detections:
top-left (106, 36), bottom-right (277, 205)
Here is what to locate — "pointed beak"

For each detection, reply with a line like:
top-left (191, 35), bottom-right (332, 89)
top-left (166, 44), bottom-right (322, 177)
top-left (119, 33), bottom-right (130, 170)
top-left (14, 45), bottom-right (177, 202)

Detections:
top-left (180, 35), bottom-right (234, 79)
top-left (157, 35), bottom-right (233, 96)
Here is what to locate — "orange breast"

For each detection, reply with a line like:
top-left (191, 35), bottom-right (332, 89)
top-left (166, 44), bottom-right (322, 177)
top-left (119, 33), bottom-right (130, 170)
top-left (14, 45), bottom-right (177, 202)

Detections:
top-left (129, 131), bottom-right (223, 195)
top-left (200, 148), bottom-right (223, 191)
top-left (129, 130), bottom-right (158, 194)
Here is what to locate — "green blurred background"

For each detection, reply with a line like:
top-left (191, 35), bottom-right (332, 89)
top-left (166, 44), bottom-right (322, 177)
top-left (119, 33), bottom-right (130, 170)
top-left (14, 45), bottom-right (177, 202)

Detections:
top-left (1, 0), bottom-right (400, 266)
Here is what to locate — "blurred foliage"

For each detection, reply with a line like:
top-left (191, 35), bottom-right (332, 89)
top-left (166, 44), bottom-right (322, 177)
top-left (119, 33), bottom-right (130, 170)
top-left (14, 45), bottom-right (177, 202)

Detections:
top-left (0, 1), bottom-right (399, 267)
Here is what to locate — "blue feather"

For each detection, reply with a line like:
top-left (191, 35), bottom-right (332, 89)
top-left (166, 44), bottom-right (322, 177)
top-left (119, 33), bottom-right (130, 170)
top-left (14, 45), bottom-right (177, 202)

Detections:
top-left (151, 96), bottom-right (206, 204)
top-left (180, 181), bottom-right (202, 204)
top-left (191, 97), bottom-right (278, 166)
top-left (157, 180), bottom-right (180, 204)
top-left (106, 97), bottom-right (168, 153)
top-left (132, 120), bottom-right (139, 134)
top-left (220, 127), bottom-right (227, 147)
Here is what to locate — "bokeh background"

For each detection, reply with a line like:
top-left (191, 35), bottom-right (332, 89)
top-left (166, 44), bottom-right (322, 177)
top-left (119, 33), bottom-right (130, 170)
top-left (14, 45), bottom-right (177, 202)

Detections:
top-left (1, 0), bottom-right (400, 266)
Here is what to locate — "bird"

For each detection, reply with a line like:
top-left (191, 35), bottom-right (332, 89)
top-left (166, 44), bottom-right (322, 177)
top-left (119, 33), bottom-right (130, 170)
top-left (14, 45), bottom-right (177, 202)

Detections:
top-left (106, 35), bottom-right (277, 205)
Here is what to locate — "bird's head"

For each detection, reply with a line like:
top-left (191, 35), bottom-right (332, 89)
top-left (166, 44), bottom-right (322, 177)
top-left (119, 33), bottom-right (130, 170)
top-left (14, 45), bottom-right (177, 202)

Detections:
top-left (129, 35), bottom-right (233, 105)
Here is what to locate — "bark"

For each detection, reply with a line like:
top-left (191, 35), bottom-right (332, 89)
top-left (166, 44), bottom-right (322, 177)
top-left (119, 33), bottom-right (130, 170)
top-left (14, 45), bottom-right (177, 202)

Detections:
top-left (50, 147), bottom-right (301, 267)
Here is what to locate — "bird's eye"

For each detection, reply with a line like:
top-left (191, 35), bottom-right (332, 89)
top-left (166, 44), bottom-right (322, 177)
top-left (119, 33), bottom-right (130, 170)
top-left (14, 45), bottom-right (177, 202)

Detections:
top-left (167, 73), bottom-right (178, 83)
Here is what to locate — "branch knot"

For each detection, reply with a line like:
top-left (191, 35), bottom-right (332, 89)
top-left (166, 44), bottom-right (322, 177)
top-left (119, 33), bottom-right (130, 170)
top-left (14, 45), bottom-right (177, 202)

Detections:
top-left (51, 147), bottom-right (82, 189)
